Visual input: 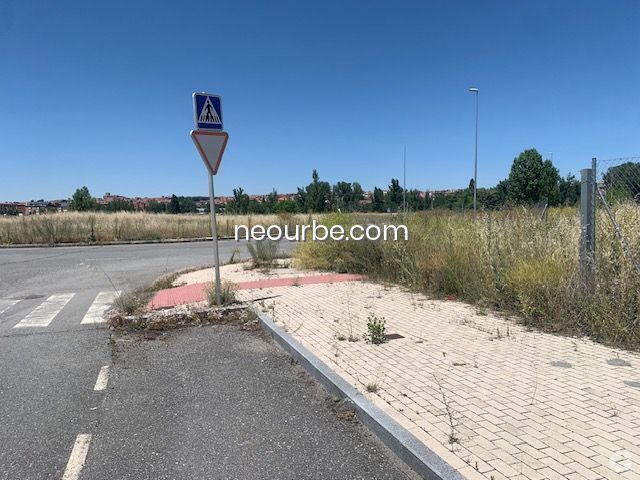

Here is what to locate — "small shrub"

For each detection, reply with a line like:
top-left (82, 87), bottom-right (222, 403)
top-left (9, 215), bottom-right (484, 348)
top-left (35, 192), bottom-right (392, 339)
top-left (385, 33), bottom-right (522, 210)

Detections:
top-left (247, 239), bottom-right (279, 270)
top-left (366, 382), bottom-right (378, 393)
top-left (206, 280), bottom-right (238, 306)
top-left (365, 313), bottom-right (386, 345)
top-left (113, 287), bottom-right (153, 315)
top-left (151, 272), bottom-right (180, 291)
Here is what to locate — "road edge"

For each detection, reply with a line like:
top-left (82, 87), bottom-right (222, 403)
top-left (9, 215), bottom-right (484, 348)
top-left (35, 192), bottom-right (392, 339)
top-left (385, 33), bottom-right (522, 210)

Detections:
top-left (254, 307), bottom-right (466, 480)
top-left (0, 237), bottom-right (236, 249)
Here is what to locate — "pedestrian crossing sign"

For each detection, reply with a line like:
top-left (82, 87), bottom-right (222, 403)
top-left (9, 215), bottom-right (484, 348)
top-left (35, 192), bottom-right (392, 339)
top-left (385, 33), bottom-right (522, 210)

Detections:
top-left (193, 93), bottom-right (223, 131)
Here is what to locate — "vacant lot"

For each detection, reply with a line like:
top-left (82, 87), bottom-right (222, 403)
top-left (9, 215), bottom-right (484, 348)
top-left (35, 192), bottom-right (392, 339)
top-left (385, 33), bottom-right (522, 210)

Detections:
top-left (0, 211), bottom-right (310, 245)
top-left (296, 204), bottom-right (640, 348)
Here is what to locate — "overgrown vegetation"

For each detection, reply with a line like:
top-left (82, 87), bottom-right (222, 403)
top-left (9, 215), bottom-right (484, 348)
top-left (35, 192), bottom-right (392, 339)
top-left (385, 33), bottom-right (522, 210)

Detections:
top-left (112, 272), bottom-right (180, 315)
top-left (295, 205), bottom-right (640, 349)
top-left (246, 239), bottom-right (280, 270)
top-left (205, 281), bottom-right (238, 306)
top-left (0, 212), bottom-right (309, 245)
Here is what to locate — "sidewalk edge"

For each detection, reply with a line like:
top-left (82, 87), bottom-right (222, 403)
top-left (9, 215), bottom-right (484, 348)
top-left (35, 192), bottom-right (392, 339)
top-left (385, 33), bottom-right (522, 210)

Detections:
top-left (254, 308), bottom-right (466, 480)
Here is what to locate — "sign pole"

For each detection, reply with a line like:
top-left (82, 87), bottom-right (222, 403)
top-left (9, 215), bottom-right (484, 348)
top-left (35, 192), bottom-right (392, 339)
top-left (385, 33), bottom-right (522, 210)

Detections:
top-left (191, 91), bottom-right (226, 306)
top-left (208, 172), bottom-right (222, 305)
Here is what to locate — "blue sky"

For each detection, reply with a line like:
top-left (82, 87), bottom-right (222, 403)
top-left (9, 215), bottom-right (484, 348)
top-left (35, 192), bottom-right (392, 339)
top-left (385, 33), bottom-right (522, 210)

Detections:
top-left (1, 0), bottom-right (639, 201)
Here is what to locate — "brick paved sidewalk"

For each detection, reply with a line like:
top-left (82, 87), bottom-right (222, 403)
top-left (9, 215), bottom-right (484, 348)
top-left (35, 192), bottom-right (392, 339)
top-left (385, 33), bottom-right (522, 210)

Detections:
top-left (149, 272), bottom-right (365, 309)
top-left (177, 264), bottom-right (640, 480)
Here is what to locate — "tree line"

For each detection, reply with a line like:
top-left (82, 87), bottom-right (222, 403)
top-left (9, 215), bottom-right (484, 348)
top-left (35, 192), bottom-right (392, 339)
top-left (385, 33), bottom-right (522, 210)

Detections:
top-left (68, 188), bottom-right (204, 214)
top-left (65, 148), bottom-right (638, 214)
top-left (225, 148), bottom-right (583, 214)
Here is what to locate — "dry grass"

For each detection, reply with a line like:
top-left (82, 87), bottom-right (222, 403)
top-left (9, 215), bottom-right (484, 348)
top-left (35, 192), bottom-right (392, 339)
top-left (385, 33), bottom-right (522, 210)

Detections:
top-left (205, 280), bottom-right (238, 306)
top-left (0, 211), bottom-right (312, 245)
top-left (295, 205), bottom-right (640, 348)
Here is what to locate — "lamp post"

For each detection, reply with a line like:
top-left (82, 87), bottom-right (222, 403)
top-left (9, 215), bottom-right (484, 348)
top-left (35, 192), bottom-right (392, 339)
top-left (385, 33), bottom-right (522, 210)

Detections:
top-left (403, 144), bottom-right (407, 214)
top-left (469, 87), bottom-right (479, 220)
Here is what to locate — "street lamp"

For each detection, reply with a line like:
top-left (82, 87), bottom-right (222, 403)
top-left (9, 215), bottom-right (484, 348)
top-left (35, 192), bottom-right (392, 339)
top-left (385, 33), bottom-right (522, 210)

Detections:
top-left (469, 87), bottom-right (479, 220)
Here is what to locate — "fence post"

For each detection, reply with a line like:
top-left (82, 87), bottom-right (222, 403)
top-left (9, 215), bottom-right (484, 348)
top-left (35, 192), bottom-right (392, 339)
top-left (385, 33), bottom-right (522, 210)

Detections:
top-left (580, 160), bottom-right (596, 290)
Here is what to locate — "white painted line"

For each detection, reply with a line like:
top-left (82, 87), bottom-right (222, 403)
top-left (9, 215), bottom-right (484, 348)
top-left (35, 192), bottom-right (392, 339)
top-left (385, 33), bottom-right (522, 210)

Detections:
top-left (0, 299), bottom-right (19, 316)
top-left (81, 291), bottom-right (120, 325)
top-left (94, 366), bottom-right (110, 391)
top-left (13, 293), bottom-right (75, 328)
top-left (62, 433), bottom-right (92, 480)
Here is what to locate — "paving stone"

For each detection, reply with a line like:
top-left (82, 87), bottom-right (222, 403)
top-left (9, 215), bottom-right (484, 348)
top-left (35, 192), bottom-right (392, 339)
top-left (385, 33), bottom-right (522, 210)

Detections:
top-left (204, 266), bottom-right (640, 480)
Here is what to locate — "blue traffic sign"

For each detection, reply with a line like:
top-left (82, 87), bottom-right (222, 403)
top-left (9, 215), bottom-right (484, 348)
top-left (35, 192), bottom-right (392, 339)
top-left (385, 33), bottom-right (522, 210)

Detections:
top-left (193, 93), bottom-right (223, 131)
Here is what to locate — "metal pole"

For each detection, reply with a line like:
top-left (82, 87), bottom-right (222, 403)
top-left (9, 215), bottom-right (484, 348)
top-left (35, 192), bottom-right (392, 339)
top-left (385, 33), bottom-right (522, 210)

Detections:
top-left (580, 166), bottom-right (596, 291)
top-left (592, 157), bottom-right (597, 261)
top-left (208, 173), bottom-right (221, 305)
top-left (403, 144), bottom-right (407, 214)
top-left (473, 90), bottom-right (478, 221)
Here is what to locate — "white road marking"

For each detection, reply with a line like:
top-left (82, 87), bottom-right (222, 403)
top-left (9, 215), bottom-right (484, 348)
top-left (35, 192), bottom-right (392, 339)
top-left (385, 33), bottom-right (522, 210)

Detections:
top-left (62, 433), bottom-right (92, 480)
top-left (13, 293), bottom-right (75, 328)
top-left (0, 299), bottom-right (19, 315)
top-left (94, 366), bottom-right (110, 391)
top-left (81, 291), bottom-right (120, 325)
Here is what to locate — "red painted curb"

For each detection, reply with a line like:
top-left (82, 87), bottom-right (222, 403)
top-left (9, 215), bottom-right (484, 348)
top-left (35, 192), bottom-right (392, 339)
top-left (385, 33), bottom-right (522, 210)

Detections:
top-left (148, 273), bottom-right (366, 310)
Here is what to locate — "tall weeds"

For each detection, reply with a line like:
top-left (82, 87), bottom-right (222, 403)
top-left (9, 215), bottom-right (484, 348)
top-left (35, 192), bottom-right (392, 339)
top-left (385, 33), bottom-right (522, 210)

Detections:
top-left (295, 205), bottom-right (640, 349)
top-left (0, 212), bottom-right (310, 245)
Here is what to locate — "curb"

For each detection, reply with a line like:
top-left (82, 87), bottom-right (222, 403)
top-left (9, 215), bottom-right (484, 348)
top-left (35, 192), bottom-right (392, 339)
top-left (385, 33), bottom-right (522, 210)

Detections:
top-left (253, 308), bottom-right (466, 480)
top-left (0, 236), bottom-right (237, 249)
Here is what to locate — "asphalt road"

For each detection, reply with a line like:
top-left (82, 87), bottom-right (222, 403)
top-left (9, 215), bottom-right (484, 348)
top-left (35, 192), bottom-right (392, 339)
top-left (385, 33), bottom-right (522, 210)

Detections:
top-left (0, 241), bottom-right (415, 480)
top-left (0, 240), bottom-right (295, 299)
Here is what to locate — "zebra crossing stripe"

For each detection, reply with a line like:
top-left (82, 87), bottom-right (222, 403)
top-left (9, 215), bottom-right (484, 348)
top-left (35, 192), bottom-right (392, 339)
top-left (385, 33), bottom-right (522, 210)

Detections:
top-left (13, 293), bottom-right (75, 328)
top-left (81, 291), bottom-right (120, 324)
top-left (0, 299), bottom-right (19, 316)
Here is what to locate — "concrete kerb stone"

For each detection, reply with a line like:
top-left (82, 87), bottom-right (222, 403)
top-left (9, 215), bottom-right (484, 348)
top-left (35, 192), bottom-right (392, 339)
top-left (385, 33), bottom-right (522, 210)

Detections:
top-left (253, 307), bottom-right (466, 480)
top-left (0, 236), bottom-right (236, 249)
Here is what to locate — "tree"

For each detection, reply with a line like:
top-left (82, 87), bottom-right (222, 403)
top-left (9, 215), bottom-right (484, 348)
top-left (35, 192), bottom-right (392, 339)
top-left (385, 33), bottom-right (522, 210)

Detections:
top-left (105, 199), bottom-right (134, 212)
top-left (333, 181), bottom-right (353, 211)
top-left (226, 187), bottom-right (250, 214)
top-left (558, 174), bottom-right (580, 205)
top-left (146, 200), bottom-right (166, 213)
top-left (295, 187), bottom-right (307, 212)
top-left (372, 187), bottom-right (385, 212)
top-left (69, 186), bottom-right (98, 212)
top-left (275, 199), bottom-right (298, 213)
top-left (406, 189), bottom-right (424, 211)
top-left (603, 162), bottom-right (640, 201)
top-left (477, 187), bottom-right (504, 210)
top-left (180, 197), bottom-right (197, 213)
top-left (506, 149), bottom-right (560, 205)
top-left (352, 182), bottom-right (364, 206)
top-left (168, 194), bottom-right (181, 214)
top-left (298, 170), bottom-right (331, 212)
top-left (264, 190), bottom-right (279, 213)
top-left (385, 179), bottom-right (403, 211)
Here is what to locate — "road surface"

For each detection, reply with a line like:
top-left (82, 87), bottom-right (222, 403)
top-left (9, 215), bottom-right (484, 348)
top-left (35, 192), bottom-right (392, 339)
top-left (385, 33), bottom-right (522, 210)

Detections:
top-left (0, 241), bottom-right (415, 480)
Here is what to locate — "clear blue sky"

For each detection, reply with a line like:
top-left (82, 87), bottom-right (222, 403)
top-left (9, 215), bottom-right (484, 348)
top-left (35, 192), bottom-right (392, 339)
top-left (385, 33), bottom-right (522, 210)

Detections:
top-left (1, 0), bottom-right (639, 201)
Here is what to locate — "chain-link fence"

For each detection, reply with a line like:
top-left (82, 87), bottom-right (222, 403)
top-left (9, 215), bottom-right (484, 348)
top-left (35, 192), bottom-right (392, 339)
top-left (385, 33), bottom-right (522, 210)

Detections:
top-left (598, 157), bottom-right (640, 203)
top-left (594, 156), bottom-right (640, 274)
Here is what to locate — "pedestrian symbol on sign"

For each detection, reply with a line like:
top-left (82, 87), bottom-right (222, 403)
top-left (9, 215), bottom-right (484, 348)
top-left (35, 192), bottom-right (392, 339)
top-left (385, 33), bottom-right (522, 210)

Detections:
top-left (199, 97), bottom-right (221, 124)
top-left (192, 93), bottom-right (223, 131)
